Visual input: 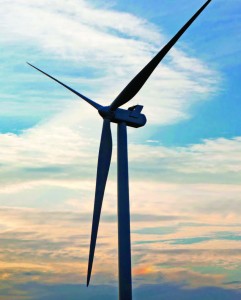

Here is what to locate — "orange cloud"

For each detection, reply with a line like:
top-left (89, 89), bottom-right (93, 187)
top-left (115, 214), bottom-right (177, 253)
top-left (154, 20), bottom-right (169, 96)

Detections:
top-left (133, 266), bottom-right (156, 276)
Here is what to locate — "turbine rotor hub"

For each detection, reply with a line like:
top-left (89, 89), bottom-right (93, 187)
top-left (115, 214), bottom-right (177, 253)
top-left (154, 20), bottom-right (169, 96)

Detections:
top-left (98, 106), bottom-right (114, 120)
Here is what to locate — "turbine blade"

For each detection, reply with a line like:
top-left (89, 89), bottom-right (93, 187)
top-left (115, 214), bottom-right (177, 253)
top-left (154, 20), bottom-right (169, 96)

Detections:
top-left (87, 118), bottom-right (112, 287)
top-left (27, 62), bottom-right (102, 110)
top-left (110, 0), bottom-right (212, 110)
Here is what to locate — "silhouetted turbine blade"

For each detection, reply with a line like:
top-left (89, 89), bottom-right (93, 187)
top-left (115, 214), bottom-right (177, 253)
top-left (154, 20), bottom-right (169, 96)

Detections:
top-left (87, 119), bottom-right (112, 287)
top-left (27, 62), bottom-right (102, 110)
top-left (110, 0), bottom-right (212, 110)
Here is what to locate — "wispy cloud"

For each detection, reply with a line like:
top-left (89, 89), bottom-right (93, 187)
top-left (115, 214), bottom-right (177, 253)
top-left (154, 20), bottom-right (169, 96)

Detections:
top-left (1, 206), bottom-right (241, 296)
top-left (1, 116), bottom-right (240, 189)
top-left (1, 0), bottom-right (218, 125)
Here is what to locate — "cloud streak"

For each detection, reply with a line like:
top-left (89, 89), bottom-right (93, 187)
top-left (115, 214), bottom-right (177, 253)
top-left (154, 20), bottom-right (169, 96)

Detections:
top-left (1, 206), bottom-right (241, 296)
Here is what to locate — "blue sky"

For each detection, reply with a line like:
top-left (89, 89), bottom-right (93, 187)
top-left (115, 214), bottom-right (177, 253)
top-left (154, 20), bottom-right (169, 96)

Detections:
top-left (0, 0), bottom-right (241, 299)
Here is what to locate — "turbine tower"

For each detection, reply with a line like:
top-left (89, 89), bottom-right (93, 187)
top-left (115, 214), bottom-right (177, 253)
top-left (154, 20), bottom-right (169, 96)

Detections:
top-left (28, 1), bottom-right (212, 299)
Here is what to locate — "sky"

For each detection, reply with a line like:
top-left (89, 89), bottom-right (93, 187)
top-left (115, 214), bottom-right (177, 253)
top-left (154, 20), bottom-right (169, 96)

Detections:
top-left (0, 0), bottom-right (241, 299)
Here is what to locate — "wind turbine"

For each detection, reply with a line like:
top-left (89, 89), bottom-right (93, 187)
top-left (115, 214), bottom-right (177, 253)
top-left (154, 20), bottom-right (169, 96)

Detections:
top-left (28, 1), bottom-right (212, 299)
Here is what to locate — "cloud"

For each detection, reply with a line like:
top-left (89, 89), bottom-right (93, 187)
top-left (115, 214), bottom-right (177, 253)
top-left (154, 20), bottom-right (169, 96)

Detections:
top-left (1, 0), bottom-right (218, 126)
top-left (1, 206), bottom-right (241, 291)
top-left (0, 107), bottom-right (241, 191)
top-left (130, 136), bottom-right (241, 174)
top-left (1, 130), bottom-right (241, 223)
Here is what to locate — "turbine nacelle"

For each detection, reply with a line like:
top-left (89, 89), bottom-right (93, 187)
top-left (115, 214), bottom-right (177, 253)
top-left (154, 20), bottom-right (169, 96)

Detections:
top-left (98, 105), bottom-right (146, 128)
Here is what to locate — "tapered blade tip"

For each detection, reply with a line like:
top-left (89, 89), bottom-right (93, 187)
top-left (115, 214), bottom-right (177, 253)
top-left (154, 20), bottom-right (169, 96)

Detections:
top-left (86, 276), bottom-right (90, 287)
top-left (27, 62), bottom-right (34, 67)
